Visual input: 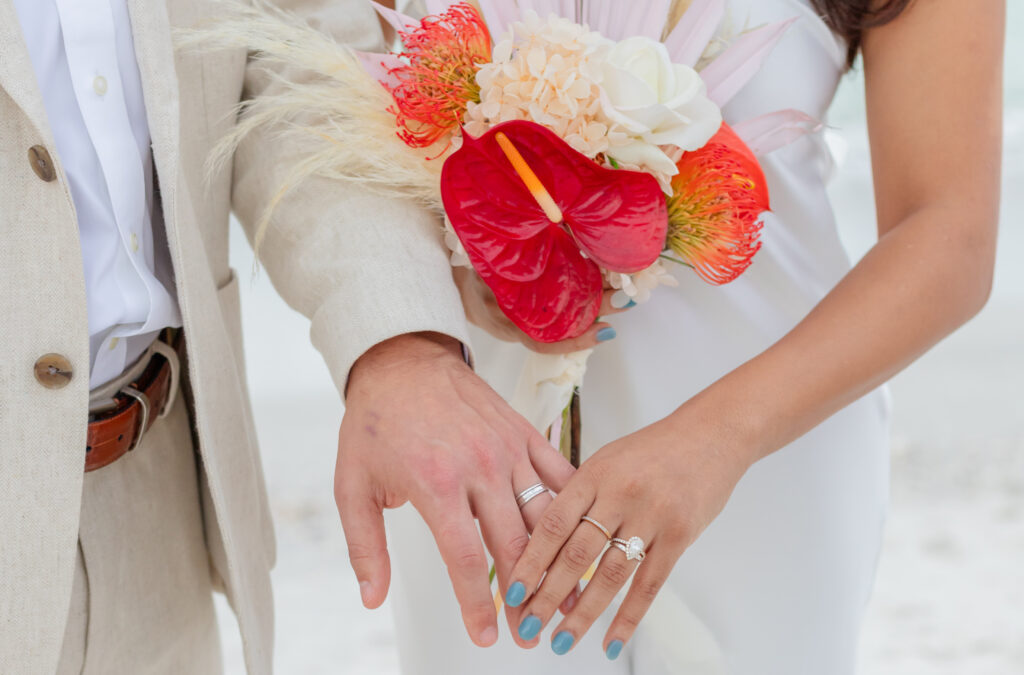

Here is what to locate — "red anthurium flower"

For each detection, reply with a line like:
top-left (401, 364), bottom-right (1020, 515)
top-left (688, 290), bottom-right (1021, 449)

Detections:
top-left (667, 123), bottom-right (770, 285)
top-left (441, 120), bottom-right (668, 343)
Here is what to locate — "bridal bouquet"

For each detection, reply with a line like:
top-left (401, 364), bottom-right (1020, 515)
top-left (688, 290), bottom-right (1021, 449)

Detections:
top-left (188, 0), bottom-right (818, 455)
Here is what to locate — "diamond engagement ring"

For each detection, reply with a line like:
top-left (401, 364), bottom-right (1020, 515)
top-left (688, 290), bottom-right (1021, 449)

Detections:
top-left (580, 516), bottom-right (612, 540)
top-left (610, 536), bottom-right (647, 562)
top-left (515, 483), bottom-right (549, 509)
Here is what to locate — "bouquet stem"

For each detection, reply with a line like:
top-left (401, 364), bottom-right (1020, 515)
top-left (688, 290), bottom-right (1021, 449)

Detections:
top-left (556, 388), bottom-right (583, 469)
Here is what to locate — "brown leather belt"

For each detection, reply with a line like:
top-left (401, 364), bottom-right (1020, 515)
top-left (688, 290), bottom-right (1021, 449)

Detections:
top-left (85, 330), bottom-right (184, 472)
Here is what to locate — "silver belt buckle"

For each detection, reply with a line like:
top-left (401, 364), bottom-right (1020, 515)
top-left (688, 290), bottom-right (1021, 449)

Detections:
top-left (120, 385), bottom-right (151, 451)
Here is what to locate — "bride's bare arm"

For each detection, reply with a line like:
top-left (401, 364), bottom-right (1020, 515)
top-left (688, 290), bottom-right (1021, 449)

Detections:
top-left (691, 0), bottom-right (1003, 464)
top-left (503, 0), bottom-right (1004, 656)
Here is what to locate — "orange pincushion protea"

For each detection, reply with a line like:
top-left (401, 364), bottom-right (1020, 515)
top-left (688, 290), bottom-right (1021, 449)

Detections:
top-left (387, 2), bottom-right (492, 149)
top-left (666, 123), bottom-right (770, 285)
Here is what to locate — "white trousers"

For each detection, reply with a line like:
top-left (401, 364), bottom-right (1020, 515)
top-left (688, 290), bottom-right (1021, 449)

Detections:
top-left (57, 373), bottom-right (222, 674)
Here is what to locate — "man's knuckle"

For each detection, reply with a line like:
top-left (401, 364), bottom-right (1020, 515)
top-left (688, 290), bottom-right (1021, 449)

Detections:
top-left (503, 436), bottom-right (529, 462)
top-left (452, 546), bottom-right (486, 572)
top-left (502, 533), bottom-right (531, 561)
top-left (346, 541), bottom-right (382, 564)
top-left (467, 599), bottom-right (496, 618)
top-left (423, 463), bottom-right (462, 500)
top-left (467, 439), bottom-right (501, 479)
top-left (538, 510), bottom-right (573, 540)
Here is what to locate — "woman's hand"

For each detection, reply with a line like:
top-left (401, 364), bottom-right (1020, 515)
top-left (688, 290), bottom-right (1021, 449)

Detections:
top-left (500, 412), bottom-right (754, 657)
top-left (453, 266), bottom-right (631, 354)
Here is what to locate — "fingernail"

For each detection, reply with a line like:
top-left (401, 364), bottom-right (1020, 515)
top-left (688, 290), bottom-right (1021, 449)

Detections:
top-left (479, 625), bottom-right (498, 646)
top-left (518, 615), bottom-right (542, 641)
top-left (359, 581), bottom-right (372, 605)
top-left (505, 582), bottom-right (526, 608)
top-left (562, 589), bottom-right (577, 612)
top-left (606, 640), bottom-right (624, 660)
top-left (552, 631), bottom-right (575, 655)
top-left (611, 293), bottom-right (636, 310)
top-left (597, 327), bottom-right (617, 342)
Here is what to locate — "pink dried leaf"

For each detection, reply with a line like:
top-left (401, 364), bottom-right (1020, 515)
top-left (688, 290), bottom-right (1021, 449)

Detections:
top-left (663, 0), bottom-right (726, 67)
top-left (700, 18), bottom-right (797, 107)
top-left (581, 0), bottom-right (671, 41)
top-left (518, 0), bottom-right (578, 21)
top-left (733, 109), bottom-right (824, 156)
top-left (354, 50), bottom-right (405, 88)
top-left (368, 1), bottom-right (421, 33)
top-left (475, 0), bottom-right (519, 39)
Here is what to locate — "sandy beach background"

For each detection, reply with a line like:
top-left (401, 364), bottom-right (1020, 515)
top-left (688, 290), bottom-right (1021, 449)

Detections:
top-left (216, 4), bottom-right (1024, 672)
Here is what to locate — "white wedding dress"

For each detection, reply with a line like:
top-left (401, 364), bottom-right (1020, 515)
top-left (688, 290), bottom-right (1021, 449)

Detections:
top-left (384, 1), bottom-right (890, 672)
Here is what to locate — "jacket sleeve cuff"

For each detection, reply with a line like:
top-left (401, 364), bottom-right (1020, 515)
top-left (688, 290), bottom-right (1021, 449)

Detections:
top-left (309, 268), bottom-right (473, 401)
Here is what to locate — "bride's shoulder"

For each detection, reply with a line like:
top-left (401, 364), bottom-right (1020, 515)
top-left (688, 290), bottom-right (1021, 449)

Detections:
top-left (721, 0), bottom-right (847, 69)
top-left (712, 0), bottom-right (847, 122)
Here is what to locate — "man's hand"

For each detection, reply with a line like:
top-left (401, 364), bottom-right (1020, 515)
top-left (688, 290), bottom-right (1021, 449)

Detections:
top-left (335, 332), bottom-right (575, 646)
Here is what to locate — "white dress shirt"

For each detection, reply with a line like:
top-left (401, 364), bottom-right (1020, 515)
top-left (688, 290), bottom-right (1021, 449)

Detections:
top-left (14, 0), bottom-right (182, 389)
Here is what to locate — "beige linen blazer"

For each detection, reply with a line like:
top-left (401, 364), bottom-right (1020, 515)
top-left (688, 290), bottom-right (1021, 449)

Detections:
top-left (0, 0), bottom-right (471, 672)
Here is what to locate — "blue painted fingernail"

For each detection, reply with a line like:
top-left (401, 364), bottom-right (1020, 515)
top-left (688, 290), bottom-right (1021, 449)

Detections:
top-left (518, 615), bottom-right (542, 641)
top-left (606, 640), bottom-right (624, 660)
top-left (597, 327), bottom-right (617, 342)
top-left (552, 631), bottom-right (575, 655)
top-left (505, 582), bottom-right (526, 608)
top-left (623, 299), bottom-right (637, 309)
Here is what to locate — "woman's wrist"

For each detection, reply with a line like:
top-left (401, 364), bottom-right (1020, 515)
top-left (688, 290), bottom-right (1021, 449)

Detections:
top-left (664, 368), bottom-right (776, 476)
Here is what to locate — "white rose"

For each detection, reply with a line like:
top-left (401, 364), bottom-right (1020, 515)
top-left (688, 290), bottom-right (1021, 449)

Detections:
top-left (597, 36), bottom-right (722, 177)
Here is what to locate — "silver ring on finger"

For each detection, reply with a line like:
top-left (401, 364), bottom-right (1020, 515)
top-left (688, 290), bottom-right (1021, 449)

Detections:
top-left (580, 515), bottom-right (612, 540)
top-left (610, 536), bottom-right (647, 563)
top-left (515, 483), bottom-right (549, 509)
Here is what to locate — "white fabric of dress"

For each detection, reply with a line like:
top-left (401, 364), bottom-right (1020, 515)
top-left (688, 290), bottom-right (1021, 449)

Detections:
top-left (385, 1), bottom-right (891, 672)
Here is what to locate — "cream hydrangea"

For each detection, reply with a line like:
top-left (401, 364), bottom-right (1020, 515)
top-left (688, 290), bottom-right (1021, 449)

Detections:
top-left (462, 11), bottom-right (620, 159)
top-left (462, 12), bottom-right (722, 194)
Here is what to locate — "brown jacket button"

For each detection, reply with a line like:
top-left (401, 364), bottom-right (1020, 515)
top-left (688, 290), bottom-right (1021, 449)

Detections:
top-left (34, 354), bottom-right (74, 389)
top-left (28, 145), bottom-right (57, 182)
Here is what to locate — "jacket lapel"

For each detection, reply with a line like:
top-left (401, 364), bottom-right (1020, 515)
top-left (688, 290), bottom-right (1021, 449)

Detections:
top-left (0, 0), bottom-right (56, 143)
top-left (123, 6), bottom-right (276, 672)
top-left (124, 0), bottom-right (181, 232)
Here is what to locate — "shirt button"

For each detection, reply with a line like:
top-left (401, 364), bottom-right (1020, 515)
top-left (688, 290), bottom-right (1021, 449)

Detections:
top-left (93, 75), bottom-right (108, 97)
top-left (130, 232), bottom-right (139, 252)
top-left (34, 354), bottom-right (74, 389)
top-left (28, 145), bottom-right (57, 182)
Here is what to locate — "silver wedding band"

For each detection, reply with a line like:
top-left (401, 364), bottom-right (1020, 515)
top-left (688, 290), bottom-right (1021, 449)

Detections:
top-left (580, 515), bottom-right (611, 540)
top-left (515, 483), bottom-right (549, 509)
